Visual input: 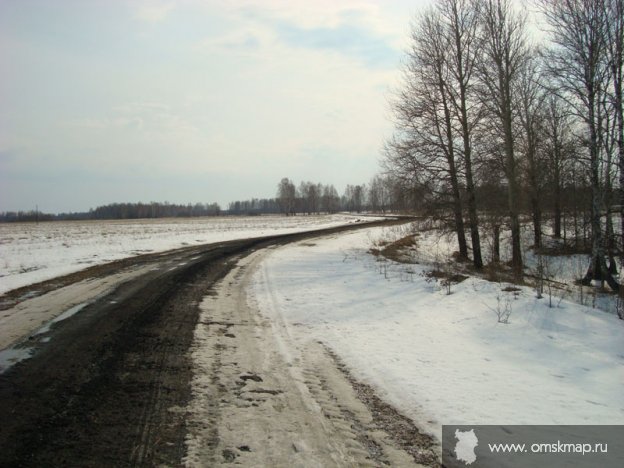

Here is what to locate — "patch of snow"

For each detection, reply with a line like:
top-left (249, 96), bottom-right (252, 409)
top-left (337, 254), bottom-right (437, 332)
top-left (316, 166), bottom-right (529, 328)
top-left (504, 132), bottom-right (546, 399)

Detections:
top-left (250, 228), bottom-right (624, 442)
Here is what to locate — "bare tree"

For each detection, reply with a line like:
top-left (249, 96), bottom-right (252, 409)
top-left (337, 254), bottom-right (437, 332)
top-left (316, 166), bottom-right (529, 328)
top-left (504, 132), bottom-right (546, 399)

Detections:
top-left (297, 181), bottom-right (321, 215)
top-left (386, 6), bottom-right (472, 261)
top-left (321, 184), bottom-right (340, 213)
top-left (539, 0), bottom-right (618, 290)
top-left (476, 0), bottom-right (529, 274)
top-left (368, 175), bottom-right (389, 213)
top-left (440, 0), bottom-right (484, 267)
top-left (517, 48), bottom-right (547, 249)
top-left (543, 94), bottom-right (575, 239)
top-left (277, 177), bottom-right (296, 216)
top-left (606, 0), bottom-right (624, 259)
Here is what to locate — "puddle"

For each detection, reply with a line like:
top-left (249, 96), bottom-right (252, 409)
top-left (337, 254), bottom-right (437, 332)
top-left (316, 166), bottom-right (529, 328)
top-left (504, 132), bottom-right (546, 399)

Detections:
top-left (0, 347), bottom-right (33, 374)
top-left (36, 302), bottom-right (88, 335)
top-left (0, 302), bottom-right (90, 374)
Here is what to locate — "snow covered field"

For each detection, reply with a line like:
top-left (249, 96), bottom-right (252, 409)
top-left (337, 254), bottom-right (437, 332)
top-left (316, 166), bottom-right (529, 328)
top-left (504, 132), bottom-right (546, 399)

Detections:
top-left (0, 214), bottom-right (362, 295)
top-left (250, 226), bottom-right (624, 442)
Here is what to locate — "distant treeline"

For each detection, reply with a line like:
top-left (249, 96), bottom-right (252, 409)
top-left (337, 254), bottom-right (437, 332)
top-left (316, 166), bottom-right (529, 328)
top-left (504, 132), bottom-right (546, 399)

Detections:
top-left (228, 177), bottom-right (411, 215)
top-left (0, 202), bottom-right (222, 223)
top-left (227, 199), bottom-right (281, 215)
top-left (1, 176), bottom-right (414, 222)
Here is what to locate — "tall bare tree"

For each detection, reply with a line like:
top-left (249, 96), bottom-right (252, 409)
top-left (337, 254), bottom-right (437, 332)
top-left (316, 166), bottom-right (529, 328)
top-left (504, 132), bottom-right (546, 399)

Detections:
top-left (539, 0), bottom-right (618, 290)
top-left (321, 184), bottom-right (340, 213)
top-left (477, 0), bottom-right (529, 274)
top-left (439, 0), bottom-right (484, 267)
top-left (517, 49), bottom-right (547, 249)
top-left (543, 94), bottom-right (575, 239)
top-left (605, 0), bottom-right (624, 260)
top-left (277, 177), bottom-right (296, 216)
top-left (386, 8), bottom-right (470, 259)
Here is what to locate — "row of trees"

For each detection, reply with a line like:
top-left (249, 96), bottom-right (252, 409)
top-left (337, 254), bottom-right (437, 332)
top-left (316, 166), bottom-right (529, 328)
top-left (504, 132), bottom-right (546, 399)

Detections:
top-left (0, 211), bottom-right (55, 223)
top-left (227, 199), bottom-right (281, 215)
top-left (0, 202), bottom-right (222, 222)
top-left (228, 177), bottom-right (419, 216)
top-left (88, 202), bottom-right (222, 219)
top-left (385, 0), bottom-right (623, 290)
top-left (276, 179), bottom-right (344, 215)
top-left (275, 177), bottom-right (413, 215)
top-left (1, 176), bottom-right (422, 221)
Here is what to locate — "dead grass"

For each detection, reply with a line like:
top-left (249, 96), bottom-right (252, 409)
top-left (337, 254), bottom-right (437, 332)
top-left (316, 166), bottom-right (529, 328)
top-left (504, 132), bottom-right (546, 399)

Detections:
top-left (368, 230), bottom-right (567, 294)
top-left (481, 262), bottom-right (527, 286)
top-left (425, 269), bottom-right (468, 284)
top-left (369, 235), bottom-right (418, 264)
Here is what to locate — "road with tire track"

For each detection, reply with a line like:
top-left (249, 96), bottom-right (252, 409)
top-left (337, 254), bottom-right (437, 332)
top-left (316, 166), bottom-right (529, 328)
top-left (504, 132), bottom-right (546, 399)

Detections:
top-left (0, 218), bottom-right (438, 467)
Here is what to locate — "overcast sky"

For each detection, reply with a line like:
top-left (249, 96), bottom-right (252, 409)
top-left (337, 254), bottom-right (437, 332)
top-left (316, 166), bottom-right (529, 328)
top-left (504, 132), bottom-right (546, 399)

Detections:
top-left (1, 0), bottom-right (431, 213)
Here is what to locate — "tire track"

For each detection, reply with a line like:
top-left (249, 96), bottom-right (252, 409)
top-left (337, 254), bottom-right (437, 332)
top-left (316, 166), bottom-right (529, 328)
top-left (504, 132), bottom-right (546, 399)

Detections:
top-left (0, 219), bottom-right (410, 466)
top-left (184, 247), bottom-right (428, 467)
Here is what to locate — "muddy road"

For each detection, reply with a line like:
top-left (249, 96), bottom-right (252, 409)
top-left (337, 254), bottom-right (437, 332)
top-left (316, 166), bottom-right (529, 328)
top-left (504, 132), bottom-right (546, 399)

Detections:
top-left (0, 219), bottom-right (438, 467)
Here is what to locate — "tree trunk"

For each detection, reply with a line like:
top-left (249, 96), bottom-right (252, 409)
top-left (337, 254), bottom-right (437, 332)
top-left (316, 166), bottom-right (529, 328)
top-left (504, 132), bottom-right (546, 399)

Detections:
top-left (554, 184), bottom-right (562, 239)
top-left (439, 76), bottom-right (469, 259)
top-left (583, 87), bottom-right (619, 291)
top-left (606, 213), bottom-right (618, 274)
top-left (465, 165), bottom-right (483, 269)
top-left (503, 101), bottom-right (523, 274)
top-left (531, 197), bottom-right (542, 249)
top-left (450, 0), bottom-right (483, 269)
top-left (492, 224), bottom-right (501, 263)
top-left (459, 87), bottom-right (482, 268)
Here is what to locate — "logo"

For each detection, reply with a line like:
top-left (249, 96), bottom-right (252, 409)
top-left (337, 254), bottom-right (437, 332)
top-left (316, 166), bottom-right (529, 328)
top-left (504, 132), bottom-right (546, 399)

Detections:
top-left (454, 428), bottom-right (479, 465)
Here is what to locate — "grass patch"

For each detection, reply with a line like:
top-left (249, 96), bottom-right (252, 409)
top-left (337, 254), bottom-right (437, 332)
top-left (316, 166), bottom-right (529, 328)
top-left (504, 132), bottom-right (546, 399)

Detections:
top-left (370, 235), bottom-right (418, 264)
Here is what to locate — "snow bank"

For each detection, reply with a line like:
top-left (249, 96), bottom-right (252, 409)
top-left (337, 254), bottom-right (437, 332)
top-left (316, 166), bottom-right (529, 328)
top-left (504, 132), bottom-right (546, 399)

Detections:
top-left (250, 227), bottom-right (624, 441)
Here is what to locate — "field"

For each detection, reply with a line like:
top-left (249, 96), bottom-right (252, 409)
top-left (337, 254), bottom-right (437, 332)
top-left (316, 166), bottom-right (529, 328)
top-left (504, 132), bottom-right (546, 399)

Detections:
top-left (0, 214), bottom-right (365, 295)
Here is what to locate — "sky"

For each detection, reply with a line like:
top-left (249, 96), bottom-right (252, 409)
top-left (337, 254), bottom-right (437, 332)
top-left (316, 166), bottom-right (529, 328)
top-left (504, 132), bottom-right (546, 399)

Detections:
top-left (0, 0), bottom-right (431, 213)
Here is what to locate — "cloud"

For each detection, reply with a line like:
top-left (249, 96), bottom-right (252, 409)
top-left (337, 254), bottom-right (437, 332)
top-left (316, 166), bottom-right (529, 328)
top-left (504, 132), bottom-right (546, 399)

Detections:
top-left (136, 2), bottom-right (175, 24)
top-left (1, 0), bottom-right (415, 212)
top-left (197, 31), bottom-right (262, 53)
top-left (218, 3), bottom-right (403, 69)
top-left (273, 20), bottom-right (400, 69)
top-left (71, 102), bottom-right (195, 132)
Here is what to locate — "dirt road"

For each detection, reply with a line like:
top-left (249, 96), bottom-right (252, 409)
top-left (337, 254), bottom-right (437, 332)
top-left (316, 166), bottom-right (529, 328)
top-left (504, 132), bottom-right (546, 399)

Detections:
top-left (0, 221), bottom-right (438, 467)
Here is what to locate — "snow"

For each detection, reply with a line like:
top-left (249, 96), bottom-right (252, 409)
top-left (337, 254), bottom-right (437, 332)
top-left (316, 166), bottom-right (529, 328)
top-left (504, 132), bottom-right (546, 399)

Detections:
top-left (0, 214), bottom-right (363, 295)
top-left (250, 226), bottom-right (624, 442)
